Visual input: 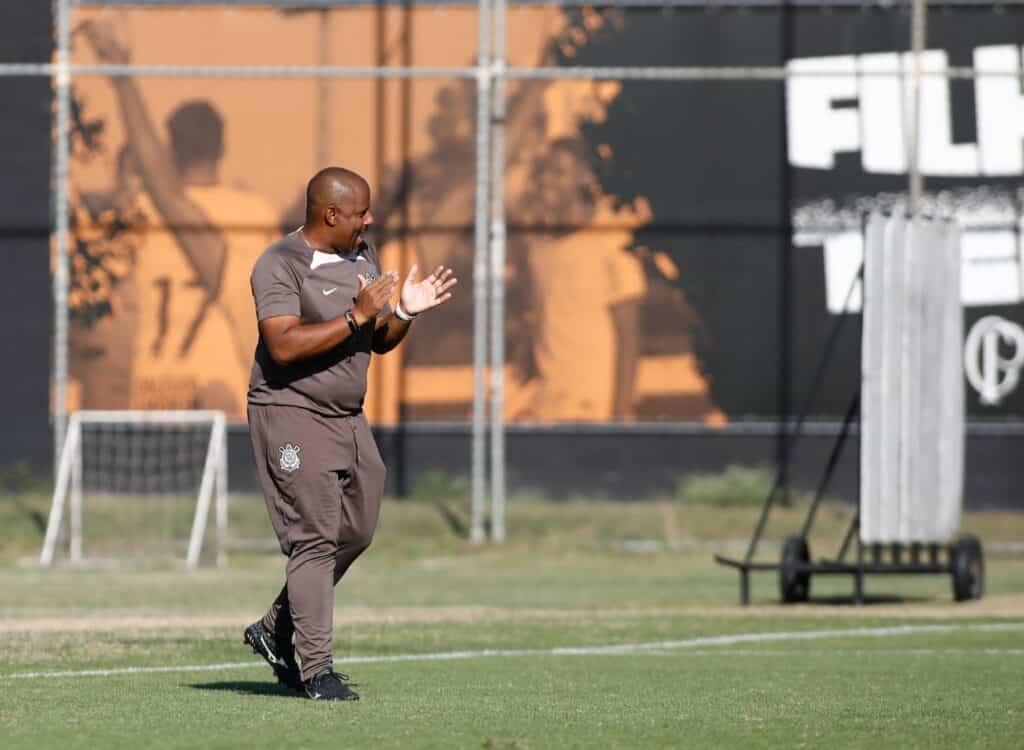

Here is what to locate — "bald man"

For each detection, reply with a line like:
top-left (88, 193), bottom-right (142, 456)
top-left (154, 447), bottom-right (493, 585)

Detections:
top-left (243, 167), bottom-right (456, 701)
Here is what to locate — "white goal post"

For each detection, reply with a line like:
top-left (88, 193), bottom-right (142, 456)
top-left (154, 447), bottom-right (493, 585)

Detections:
top-left (40, 410), bottom-right (228, 569)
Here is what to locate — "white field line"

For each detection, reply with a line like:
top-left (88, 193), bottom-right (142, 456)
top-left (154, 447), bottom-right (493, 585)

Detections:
top-left (642, 648), bottom-right (1024, 657)
top-left (2, 622), bottom-right (1022, 681)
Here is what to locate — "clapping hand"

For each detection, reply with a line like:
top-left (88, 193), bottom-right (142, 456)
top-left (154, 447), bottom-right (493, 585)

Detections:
top-left (354, 272), bottom-right (399, 322)
top-left (400, 265), bottom-right (458, 316)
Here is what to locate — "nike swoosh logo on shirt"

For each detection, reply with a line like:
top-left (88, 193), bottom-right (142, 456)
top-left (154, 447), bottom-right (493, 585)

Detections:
top-left (322, 288), bottom-right (338, 296)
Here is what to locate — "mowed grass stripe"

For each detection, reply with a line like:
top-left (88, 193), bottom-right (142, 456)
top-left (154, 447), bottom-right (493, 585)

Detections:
top-left (4, 621), bottom-right (1022, 680)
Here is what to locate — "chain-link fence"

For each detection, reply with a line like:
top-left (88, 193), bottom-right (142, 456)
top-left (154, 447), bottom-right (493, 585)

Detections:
top-left (3, 0), bottom-right (1024, 537)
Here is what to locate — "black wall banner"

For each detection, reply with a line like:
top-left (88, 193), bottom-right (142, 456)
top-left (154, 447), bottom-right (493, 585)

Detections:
top-left (0, 4), bottom-right (53, 475)
top-left (569, 6), bottom-right (1024, 421)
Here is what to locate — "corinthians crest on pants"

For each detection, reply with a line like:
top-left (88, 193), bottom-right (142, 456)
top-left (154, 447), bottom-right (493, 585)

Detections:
top-left (279, 443), bottom-right (301, 473)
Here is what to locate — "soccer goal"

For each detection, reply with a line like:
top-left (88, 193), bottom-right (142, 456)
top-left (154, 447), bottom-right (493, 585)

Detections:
top-left (40, 411), bottom-right (228, 569)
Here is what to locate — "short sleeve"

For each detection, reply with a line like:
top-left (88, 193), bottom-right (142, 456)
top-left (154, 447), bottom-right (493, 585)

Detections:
top-left (251, 251), bottom-right (301, 321)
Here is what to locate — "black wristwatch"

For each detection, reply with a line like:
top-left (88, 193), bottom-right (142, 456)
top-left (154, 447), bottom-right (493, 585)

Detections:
top-left (344, 309), bottom-right (360, 334)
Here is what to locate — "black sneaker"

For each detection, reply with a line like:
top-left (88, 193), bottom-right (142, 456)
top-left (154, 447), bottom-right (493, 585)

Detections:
top-left (304, 668), bottom-right (360, 702)
top-left (243, 621), bottom-right (303, 691)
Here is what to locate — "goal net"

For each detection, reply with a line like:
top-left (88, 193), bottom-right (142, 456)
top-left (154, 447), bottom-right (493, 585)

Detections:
top-left (40, 411), bottom-right (228, 569)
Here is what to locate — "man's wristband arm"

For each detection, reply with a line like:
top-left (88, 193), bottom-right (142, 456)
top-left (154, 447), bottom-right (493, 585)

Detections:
top-left (394, 301), bottom-right (418, 322)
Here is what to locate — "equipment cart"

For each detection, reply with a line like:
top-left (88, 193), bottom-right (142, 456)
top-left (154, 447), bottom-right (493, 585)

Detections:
top-left (715, 213), bottom-right (984, 605)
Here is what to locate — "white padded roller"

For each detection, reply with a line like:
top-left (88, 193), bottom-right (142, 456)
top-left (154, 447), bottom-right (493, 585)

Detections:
top-left (860, 213), bottom-right (963, 543)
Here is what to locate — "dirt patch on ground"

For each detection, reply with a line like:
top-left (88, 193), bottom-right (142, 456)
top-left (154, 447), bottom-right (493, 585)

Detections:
top-left (2, 595), bottom-right (1023, 634)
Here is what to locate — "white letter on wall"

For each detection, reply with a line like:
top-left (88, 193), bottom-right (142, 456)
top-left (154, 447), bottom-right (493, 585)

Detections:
top-left (787, 56), bottom-right (860, 169)
top-left (961, 230), bottom-right (1021, 306)
top-left (913, 51), bottom-right (980, 176)
top-left (860, 53), bottom-right (907, 174)
top-left (975, 45), bottom-right (1024, 176)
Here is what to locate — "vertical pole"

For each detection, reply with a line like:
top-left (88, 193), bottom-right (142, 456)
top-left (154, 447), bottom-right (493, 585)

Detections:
top-left (185, 415), bottom-right (224, 570)
top-left (70, 419), bottom-right (83, 563)
top-left (470, 0), bottom-right (493, 544)
top-left (909, 0), bottom-right (927, 214)
top-left (41, 415), bottom-right (79, 566)
top-left (777, 0), bottom-right (793, 507)
top-left (215, 416), bottom-right (228, 567)
top-left (53, 0), bottom-right (72, 478)
top-left (854, 536), bottom-right (865, 605)
top-left (316, 9), bottom-right (332, 169)
top-left (488, 0), bottom-right (507, 543)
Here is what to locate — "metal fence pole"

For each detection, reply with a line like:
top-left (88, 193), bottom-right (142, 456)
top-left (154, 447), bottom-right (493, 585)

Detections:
top-left (52, 0), bottom-right (73, 478)
top-left (315, 8), bottom-right (332, 168)
top-left (489, 0), bottom-right (507, 543)
top-left (470, 0), bottom-right (492, 544)
top-left (909, 0), bottom-right (927, 213)
top-left (65, 0), bottom-right (1024, 9)
top-left (5, 63), bottom-right (1016, 81)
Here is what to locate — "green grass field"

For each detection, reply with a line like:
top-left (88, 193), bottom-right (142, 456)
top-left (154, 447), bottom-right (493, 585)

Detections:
top-left (1, 495), bottom-right (1022, 749)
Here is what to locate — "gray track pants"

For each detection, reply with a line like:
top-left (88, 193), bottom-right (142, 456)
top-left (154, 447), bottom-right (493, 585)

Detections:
top-left (248, 403), bottom-right (386, 681)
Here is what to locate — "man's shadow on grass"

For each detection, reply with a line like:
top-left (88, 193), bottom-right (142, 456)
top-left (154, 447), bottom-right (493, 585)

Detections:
top-left (188, 681), bottom-right (305, 699)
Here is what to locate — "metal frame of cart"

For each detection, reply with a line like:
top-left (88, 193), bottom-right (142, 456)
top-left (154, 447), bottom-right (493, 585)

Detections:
top-left (714, 234), bottom-right (985, 606)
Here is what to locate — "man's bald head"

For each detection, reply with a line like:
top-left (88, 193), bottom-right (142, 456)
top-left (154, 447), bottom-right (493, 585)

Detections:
top-left (304, 167), bottom-right (369, 225)
top-left (302, 167), bottom-right (374, 253)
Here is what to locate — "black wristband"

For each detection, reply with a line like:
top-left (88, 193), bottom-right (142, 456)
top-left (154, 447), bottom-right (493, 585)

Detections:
top-left (344, 310), bottom-right (359, 334)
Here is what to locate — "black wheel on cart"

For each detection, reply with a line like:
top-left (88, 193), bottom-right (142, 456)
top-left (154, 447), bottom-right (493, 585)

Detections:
top-left (951, 535), bottom-right (984, 602)
top-left (779, 535), bottom-right (811, 603)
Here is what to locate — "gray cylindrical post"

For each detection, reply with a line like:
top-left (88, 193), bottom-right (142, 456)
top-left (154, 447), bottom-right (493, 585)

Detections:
top-left (909, 0), bottom-right (927, 214)
top-left (3, 62), bottom-right (1009, 83)
top-left (316, 8), bottom-right (331, 168)
top-left (470, 0), bottom-right (492, 544)
top-left (485, 0), bottom-right (505, 540)
top-left (53, 0), bottom-right (73, 478)
top-left (489, 0), bottom-right (507, 543)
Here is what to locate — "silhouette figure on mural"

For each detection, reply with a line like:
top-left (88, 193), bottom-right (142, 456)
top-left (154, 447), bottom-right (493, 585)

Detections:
top-left (83, 19), bottom-right (277, 418)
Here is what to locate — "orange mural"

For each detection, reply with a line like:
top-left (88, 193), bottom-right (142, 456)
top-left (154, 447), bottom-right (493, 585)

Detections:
top-left (65, 5), bottom-right (720, 424)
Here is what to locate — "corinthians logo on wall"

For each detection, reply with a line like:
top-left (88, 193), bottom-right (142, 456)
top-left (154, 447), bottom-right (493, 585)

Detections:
top-left (964, 317), bottom-right (1024, 406)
